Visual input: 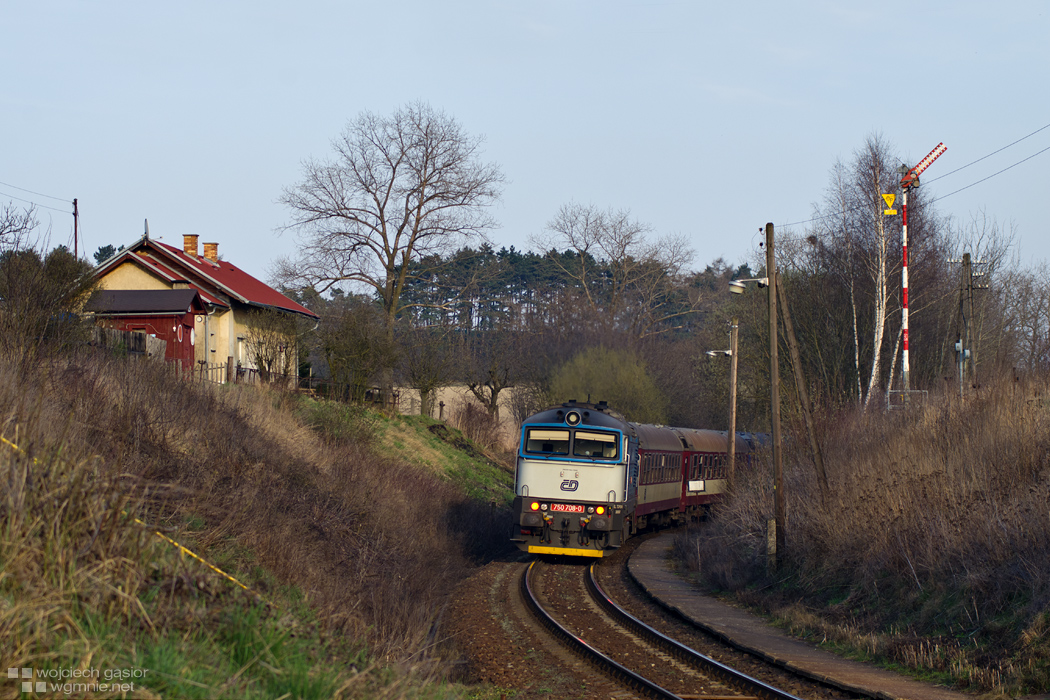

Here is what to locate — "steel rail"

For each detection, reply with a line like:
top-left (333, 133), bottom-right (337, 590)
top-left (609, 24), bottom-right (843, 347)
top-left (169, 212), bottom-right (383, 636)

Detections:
top-left (521, 560), bottom-right (682, 700)
top-left (587, 562), bottom-right (805, 700)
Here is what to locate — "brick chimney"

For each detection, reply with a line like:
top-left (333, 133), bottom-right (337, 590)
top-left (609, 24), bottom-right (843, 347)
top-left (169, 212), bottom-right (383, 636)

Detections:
top-left (183, 234), bottom-right (199, 257)
top-left (203, 242), bottom-right (218, 262)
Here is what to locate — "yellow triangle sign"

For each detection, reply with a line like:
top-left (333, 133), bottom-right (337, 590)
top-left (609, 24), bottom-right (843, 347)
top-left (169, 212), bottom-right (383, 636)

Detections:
top-left (882, 193), bottom-right (896, 208)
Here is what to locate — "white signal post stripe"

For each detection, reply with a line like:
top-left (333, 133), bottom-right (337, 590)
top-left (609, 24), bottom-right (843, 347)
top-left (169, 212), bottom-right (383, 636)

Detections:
top-left (902, 193), bottom-right (910, 390)
top-left (898, 141), bottom-right (946, 396)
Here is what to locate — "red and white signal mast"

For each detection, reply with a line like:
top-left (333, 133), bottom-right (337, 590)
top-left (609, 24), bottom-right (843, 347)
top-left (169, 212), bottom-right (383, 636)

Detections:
top-left (898, 141), bottom-right (947, 393)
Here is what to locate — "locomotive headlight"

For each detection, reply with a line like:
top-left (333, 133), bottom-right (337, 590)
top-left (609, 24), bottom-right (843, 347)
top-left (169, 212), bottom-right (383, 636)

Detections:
top-left (530, 502), bottom-right (540, 511)
top-left (595, 506), bottom-right (605, 515)
top-left (539, 503), bottom-right (548, 511)
top-left (586, 506), bottom-right (595, 514)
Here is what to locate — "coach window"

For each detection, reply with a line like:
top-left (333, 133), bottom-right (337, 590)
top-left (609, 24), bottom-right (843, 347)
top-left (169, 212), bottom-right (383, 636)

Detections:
top-left (524, 429), bottom-right (570, 455)
top-left (573, 431), bottom-right (619, 459)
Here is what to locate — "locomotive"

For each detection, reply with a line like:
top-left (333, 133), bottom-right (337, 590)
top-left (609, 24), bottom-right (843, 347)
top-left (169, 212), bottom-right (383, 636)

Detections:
top-left (511, 400), bottom-right (756, 558)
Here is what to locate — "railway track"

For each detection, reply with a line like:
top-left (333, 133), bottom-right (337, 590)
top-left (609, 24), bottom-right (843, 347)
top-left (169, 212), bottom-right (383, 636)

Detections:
top-left (522, 558), bottom-right (805, 700)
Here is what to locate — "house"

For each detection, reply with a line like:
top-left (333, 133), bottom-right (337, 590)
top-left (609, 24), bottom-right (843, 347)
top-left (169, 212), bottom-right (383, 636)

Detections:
top-left (83, 289), bottom-right (207, 369)
top-left (93, 231), bottom-right (318, 378)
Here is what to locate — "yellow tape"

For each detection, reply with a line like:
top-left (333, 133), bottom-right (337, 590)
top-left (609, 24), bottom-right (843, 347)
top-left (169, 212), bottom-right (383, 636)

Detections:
top-left (2, 434), bottom-right (262, 601)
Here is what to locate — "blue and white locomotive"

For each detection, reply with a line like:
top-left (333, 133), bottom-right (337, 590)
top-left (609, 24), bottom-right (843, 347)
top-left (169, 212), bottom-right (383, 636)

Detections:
top-left (511, 400), bottom-right (754, 557)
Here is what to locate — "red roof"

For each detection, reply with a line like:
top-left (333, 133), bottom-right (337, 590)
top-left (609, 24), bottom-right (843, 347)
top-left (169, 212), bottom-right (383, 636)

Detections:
top-left (105, 252), bottom-right (229, 307)
top-left (96, 236), bottom-right (318, 319)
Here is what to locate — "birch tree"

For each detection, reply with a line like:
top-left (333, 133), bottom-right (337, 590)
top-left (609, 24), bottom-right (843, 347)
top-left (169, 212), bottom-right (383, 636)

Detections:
top-left (802, 134), bottom-right (943, 408)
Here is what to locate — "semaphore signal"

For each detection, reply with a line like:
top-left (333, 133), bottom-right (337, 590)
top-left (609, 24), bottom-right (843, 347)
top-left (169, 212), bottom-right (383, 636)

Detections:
top-left (898, 142), bottom-right (947, 395)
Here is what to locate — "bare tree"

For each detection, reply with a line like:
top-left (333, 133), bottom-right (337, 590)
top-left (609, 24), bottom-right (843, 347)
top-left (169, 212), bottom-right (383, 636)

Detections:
top-left (0, 203), bottom-right (37, 250)
top-left (243, 308), bottom-right (309, 384)
top-left (398, 321), bottom-right (460, 417)
top-left (278, 102), bottom-right (504, 404)
top-left (464, 321), bottom-right (525, 423)
top-left (531, 203), bottom-right (700, 338)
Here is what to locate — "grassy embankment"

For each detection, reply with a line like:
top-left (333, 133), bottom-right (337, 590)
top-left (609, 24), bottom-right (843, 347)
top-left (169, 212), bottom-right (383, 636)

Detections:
top-left (676, 378), bottom-right (1050, 697)
top-left (1, 349), bottom-right (514, 699)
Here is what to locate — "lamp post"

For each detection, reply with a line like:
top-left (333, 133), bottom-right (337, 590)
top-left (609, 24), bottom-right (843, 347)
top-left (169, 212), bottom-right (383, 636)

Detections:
top-left (729, 222), bottom-right (784, 568)
top-left (706, 317), bottom-right (739, 488)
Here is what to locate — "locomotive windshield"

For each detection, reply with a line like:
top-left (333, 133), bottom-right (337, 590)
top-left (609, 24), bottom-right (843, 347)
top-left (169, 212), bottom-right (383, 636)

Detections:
top-left (524, 429), bottom-right (570, 455)
top-left (523, 427), bottom-right (619, 460)
top-left (573, 430), bottom-right (618, 459)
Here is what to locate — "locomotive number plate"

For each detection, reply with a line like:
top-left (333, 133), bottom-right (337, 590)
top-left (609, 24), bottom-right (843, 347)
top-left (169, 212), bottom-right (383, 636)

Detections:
top-left (550, 503), bottom-right (585, 513)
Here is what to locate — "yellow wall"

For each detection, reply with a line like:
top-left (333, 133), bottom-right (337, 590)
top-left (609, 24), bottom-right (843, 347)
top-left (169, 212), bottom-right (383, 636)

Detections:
top-left (194, 308), bottom-right (238, 367)
top-left (98, 262), bottom-right (170, 291)
top-left (98, 258), bottom-right (295, 376)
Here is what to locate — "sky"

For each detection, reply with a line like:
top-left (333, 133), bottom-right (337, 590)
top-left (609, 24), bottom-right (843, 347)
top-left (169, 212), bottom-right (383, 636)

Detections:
top-left (2, 1), bottom-right (1048, 284)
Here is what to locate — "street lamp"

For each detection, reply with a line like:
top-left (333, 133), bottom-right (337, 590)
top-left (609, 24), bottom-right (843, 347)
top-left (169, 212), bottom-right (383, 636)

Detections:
top-left (729, 277), bottom-right (768, 294)
top-left (705, 317), bottom-right (739, 489)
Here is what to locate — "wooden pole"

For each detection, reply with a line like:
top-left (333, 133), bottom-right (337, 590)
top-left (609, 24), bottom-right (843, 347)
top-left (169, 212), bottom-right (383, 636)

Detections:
top-left (727, 317), bottom-right (739, 489)
top-left (766, 223), bottom-right (785, 563)
top-left (776, 272), bottom-right (829, 503)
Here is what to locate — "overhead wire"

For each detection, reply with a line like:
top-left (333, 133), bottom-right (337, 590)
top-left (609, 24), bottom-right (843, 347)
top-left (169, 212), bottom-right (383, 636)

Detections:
top-left (0, 179), bottom-right (69, 203)
top-left (0, 179), bottom-right (79, 253)
top-left (773, 122), bottom-right (1050, 239)
top-left (924, 121), bottom-right (1050, 184)
top-left (0, 178), bottom-right (74, 215)
top-left (0, 189), bottom-right (71, 214)
top-left (928, 143), bottom-right (1050, 204)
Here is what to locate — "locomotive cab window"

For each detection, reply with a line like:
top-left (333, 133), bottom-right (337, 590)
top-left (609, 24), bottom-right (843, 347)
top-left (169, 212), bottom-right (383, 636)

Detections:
top-left (524, 429), bottom-right (570, 455)
top-left (572, 430), bottom-right (618, 459)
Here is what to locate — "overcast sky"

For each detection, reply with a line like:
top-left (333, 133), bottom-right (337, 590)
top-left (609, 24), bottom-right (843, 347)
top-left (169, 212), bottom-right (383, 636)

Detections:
top-left (3, 1), bottom-right (1048, 283)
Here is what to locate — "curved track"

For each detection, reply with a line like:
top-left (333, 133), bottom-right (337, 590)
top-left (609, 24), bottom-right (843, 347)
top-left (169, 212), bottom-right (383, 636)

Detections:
top-left (522, 559), bottom-right (806, 700)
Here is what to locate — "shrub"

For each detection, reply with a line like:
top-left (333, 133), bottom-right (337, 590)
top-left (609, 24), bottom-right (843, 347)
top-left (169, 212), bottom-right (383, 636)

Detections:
top-left (549, 346), bottom-right (667, 423)
top-left (676, 377), bottom-right (1050, 693)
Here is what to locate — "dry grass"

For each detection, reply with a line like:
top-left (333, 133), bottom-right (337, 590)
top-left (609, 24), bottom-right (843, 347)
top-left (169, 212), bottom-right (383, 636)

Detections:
top-left (0, 347), bottom-right (509, 696)
top-left (677, 377), bottom-right (1050, 695)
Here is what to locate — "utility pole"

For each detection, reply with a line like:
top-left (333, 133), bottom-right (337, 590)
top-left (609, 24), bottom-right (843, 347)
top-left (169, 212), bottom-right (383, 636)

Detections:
top-left (73, 198), bottom-right (79, 259)
top-left (898, 142), bottom-right (947, 394)
top-left (954, 252), bottom-right (988, 396)
top-left (727, 317), bottom-right (739, 489)
top-left (766, 222), bottom-right (784, 565)
top-left (960, 253), bottom-right (973, 396)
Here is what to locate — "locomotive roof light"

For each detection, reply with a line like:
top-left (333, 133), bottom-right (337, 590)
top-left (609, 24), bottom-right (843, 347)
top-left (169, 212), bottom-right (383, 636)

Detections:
top-left (565, 410), bottom-right (582, 426)
top-left (729, 277), bottom-right (768, 294)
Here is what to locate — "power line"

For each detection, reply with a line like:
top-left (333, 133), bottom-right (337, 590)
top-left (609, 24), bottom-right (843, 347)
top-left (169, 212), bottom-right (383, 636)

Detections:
top-left (776, 127), bottom-right (1050, 234)
top-left (929, 143), bottom-right (1050, 204)
top-left (0, 179), bottom-right (69, 203)
top-left (925, 121), bottom-right (1050, 184)
top-left (0, 189), bottom-right (72, 214)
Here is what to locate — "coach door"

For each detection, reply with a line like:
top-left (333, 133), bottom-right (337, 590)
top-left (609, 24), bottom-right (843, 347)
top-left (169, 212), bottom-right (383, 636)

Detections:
top-left (624, 436), bottom-right (639, 503)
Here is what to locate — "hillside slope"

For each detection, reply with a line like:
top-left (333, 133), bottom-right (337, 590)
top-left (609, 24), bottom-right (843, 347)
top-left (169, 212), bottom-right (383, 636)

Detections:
top-left (1, 349), bottom-right (513, 698)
